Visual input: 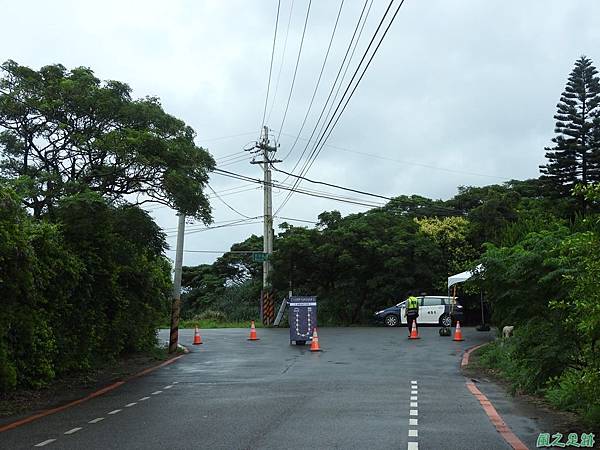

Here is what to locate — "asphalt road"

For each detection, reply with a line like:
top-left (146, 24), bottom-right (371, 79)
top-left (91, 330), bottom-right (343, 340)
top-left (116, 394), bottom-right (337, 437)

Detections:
top-left (1, 327), bottom-right (551, 449)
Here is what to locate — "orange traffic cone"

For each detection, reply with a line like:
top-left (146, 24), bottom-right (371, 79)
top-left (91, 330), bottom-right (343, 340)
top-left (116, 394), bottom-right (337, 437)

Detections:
top-left (248, 320), bottom-right (260, 341)
top-left (193, 326), bottom-right (203, 345)
top-left (409, 321), bottom-right (420, 339)
top-left (310, 328), bottom-right (322, 352)
top-left (453, 321), bottom-right (464, 341)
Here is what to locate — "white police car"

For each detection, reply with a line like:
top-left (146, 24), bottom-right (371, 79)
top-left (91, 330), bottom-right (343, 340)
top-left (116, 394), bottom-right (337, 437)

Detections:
top-left (374, 296), bottom-right (464, 327)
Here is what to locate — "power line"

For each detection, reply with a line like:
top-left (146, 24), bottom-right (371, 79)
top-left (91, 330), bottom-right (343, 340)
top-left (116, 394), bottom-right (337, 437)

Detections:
top-left (179, 220), bottom-right (264, 236)
top-left (165, 249), bottom-right (259, 254)
top-left (279, 0), bottom-right (345, 161)
top-left (297, 0), bottom-right (400, 176)
top-left (201, 131), bottom-right (256, 143)
top-left (207, 184), bottom-right (253, 219)
top-left (275, 0), bottom-right (373, 208)
top-left (277, 0), bottom-right (312, 141)
top-left (261, 0), bottom-right (282, 128)
top-left (276, 0), bottom-right (405, 215)
top-left (213, 168), bottom-right (384, 208)
top-left (209, 185), bottom-right (261, 198)
top-left (275, 216), bottom-right (318, 224)
top-left (278, 132), bottom-right (510, 180)
top-left (166, 217), bottom-right (263, 237)
top-left (266, 0), bottom-right (295, 124)
top-left (280, 0), bottom-right (371, 174)
top-left (162, 216), bottom-right (258, 232)
top-left (271, 165), bottom-right (391, 200)
top-left (303, 0), bottom-right (374, 174)
top-left (304, 0), bottom-right (408, 176)
top-left (212, 170), bottom-right (382, 207)
top-left (216, 151), bottom-right (249, 162)
top-left (146, 184), bottom-right (259, 214)
top-left (218, 155), bottom-right (252, 168)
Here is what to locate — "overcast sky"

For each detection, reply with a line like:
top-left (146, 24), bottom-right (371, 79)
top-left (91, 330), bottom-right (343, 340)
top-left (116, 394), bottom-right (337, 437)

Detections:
top-left (2, 0), bottom-right (599, 265)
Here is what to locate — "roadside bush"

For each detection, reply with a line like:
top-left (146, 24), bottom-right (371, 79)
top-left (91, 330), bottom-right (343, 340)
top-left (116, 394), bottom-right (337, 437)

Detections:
top-left (479, 319), bottom-right (577, 395)
top-left (477, 217), bottom-right (600, 428)
top-left (0, 186), bottom-right (172, 391)
top-left (0, 345), bottom-right (16, 391)
top-left (544, 369), bottom-right (600, 427)
top-left (194, 309), bottom-right (227, 322)
top-left (210, 281), bottom-right (261, 322)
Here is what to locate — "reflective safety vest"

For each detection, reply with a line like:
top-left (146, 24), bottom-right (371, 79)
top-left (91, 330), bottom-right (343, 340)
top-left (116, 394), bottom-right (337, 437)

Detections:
top-left (407, 296), bottom-right (419, 314)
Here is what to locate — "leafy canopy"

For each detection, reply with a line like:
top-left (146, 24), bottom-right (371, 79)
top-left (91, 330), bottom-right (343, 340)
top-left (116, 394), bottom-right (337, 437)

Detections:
top-left (0, 60), bottom-right (215, 220)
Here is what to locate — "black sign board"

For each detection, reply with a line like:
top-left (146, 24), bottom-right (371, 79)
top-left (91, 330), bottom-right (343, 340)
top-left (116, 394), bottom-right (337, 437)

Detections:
top-left (288, 296), bottom-right (317, 344)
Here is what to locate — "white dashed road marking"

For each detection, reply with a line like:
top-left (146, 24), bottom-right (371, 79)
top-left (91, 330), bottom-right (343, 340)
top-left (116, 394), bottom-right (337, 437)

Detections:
top-left (30, 381), bottom-right (180, 448)
top-left (408, 380), bottom-right (418, 450)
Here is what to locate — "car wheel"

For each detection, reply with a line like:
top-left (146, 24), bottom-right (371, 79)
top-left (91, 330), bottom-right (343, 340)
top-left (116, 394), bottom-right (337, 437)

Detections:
top-left (384, 314), bottom-right (399, 327)
top-left (440, 314), bottom-right (452, 327)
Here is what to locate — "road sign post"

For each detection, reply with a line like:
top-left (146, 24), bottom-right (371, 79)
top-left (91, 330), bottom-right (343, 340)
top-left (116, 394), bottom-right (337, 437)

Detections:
top-left (252, 252), bottom-right (268, 263)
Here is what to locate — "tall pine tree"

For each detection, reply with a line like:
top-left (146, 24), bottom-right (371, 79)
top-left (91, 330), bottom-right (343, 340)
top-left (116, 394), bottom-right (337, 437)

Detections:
top-left (540, 56), bottom-right (600, 200)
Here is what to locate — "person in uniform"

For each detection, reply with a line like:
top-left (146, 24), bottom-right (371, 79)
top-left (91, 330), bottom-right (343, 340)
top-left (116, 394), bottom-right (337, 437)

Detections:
top-left (405, 294), bottom-right (420, 337)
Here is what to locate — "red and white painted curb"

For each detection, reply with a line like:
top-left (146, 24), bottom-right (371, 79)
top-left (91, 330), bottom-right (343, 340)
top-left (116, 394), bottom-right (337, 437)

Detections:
top-left (0, 353), bottom-right (186, 433)
top-left (462, 342), bottom-right (529, 450)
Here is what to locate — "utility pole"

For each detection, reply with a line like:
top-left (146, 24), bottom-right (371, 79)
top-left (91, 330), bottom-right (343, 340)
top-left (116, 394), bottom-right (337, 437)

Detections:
top-left (250, 126), bottom-right (281, 289)
top-left (169, 213), bottom-right (186, 354)
top-left (263, 135), bottom-right (273, 288)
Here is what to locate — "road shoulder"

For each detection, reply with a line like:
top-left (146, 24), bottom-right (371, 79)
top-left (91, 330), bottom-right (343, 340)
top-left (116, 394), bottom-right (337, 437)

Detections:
top-left (0, 349), bottom-right (185, 431)
top-left (462, 343), bottom-right (590, 448)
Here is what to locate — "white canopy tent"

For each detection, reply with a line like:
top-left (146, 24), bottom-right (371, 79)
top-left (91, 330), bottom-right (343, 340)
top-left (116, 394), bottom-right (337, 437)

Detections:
top-left (447, 264), bottom-right (487, 328)
top-left (448, 264), bottom-right (483, 289)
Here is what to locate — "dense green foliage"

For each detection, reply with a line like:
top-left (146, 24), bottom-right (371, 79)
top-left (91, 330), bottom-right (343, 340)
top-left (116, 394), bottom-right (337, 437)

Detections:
top-left (472, 57), bottom-right (600, 426)
top-left (0, 60), bottom-right (215, 221)
top-left (475, 193), bottom-right (600, 426)
top-left (0, 62), bottom-right (217, 392)
top-left (0, 186), bottom-right (172, 391)
top-left (181, 188), bottom-right (531, 324)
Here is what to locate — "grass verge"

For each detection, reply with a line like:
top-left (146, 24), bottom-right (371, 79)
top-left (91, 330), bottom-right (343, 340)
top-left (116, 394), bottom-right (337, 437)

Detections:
top-left (464, 340), bottom-right (597, 431)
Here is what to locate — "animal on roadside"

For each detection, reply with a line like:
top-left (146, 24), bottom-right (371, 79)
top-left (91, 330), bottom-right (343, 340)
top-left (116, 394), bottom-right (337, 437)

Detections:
top-left (502, 325), bottom-right (514, 338)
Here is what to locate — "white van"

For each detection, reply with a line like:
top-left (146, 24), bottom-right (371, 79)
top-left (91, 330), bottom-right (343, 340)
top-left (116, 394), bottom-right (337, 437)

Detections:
top-left (374, 296), bottom-right (464, 327)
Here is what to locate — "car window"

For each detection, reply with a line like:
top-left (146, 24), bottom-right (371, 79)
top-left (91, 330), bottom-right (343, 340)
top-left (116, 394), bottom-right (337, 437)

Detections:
top-left (422, 298), bottom-right (442, 306)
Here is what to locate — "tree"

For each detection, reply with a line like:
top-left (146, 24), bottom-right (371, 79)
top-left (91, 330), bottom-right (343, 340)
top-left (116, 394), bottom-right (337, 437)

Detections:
top-left (414, 216), bottom-right (477, 284)
top-left (540, 56), bottom-right (600, 202)
top-left (0, 60), bottom-right (215, 220)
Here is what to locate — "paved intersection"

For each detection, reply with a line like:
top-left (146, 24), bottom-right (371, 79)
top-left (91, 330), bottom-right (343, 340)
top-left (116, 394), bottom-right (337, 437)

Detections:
top-left (1, 327), bottom-right (548, 449)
